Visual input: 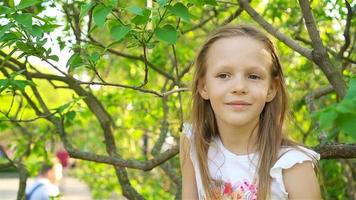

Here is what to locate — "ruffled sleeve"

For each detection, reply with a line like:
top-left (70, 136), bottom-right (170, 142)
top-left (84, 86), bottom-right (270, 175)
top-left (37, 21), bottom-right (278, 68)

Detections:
top-left (270, 146), bottom-right (320, 197)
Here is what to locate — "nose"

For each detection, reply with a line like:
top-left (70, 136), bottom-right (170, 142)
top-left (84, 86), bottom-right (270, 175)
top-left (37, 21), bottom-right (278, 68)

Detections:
top-left (231, 76), bottom-right (247, 95)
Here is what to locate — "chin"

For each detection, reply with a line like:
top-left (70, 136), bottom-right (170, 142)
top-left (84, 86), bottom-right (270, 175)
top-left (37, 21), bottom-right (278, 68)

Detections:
top-left (226, 120), bottom-right (254, 127)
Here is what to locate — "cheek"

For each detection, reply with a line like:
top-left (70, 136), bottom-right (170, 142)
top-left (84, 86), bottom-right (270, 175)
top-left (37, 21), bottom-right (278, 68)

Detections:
top-left (207, 86), bottom-right (226, 101)
top-left (252, 84), bottom-right (270, 99)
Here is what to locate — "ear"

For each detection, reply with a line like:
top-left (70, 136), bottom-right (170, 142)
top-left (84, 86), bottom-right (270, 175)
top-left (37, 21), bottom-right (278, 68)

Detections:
top-left (198, 79), bottom-right (209, 100)
top-left (266, 78), bottom-right (278, 102)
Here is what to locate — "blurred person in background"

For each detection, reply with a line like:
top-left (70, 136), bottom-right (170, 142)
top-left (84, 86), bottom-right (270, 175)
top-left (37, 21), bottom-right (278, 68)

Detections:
top-left (26, 159), bottom-right (62, 200)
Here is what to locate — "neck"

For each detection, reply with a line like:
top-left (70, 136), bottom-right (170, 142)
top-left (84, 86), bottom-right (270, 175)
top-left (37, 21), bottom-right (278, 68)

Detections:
top-left (217, 118), bottom-right (259, 155)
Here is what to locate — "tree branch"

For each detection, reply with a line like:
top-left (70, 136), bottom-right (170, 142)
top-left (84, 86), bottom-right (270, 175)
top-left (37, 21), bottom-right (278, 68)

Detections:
top-left (182, 8), bottom-right (218, 34)
top-left (64, 144), bottom-right (179, 171)
top-left (337, 0), bottom-right (353, 60)
top-left (298, 0), bottom-right (347, 98)
top-left (0, 110), bottom-right (58, 123)
top-left (315, 144), bottom-right (356, 159)
top-left (26, 69), bottom-right (190, 97)
top-left (84, 36), bottom-right (176, 81)
top-left (237, 0), bottom-right (313, 60)
top-left (221, 4), bottom-right (244, 25)
top-left (294, 36), bottom-right (356, 65)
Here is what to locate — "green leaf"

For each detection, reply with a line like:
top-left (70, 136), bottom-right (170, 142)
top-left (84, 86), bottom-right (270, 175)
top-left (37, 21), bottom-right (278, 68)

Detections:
top-left (93, 4), bottom-right (112, 27)
top-left (36, 38), bottom-right (47, 46)
top-left (57, 103), bottom-right (71, 113)
top-left (110, 25), bottom-right (131, 41)
top-left (8, 0), bottom-right (15, 8)
top-left (132, 9), bottom-right (151, 25)
top-left (65, 111), bottom-right (76, 121)
top-left (48, 55), bottom-right (59, 62)
top-left (11, 80), bottom-right (27, 91)
top-left (0, 79), bottom-right (10, 93)
top-left (66, 53), bottom-right (84, 69)
top-left (41, 23), bottom-right (61, 32)
top-left (335, 99), bottom-right (356, 114)
top-left (89, 24), bottom-right (98, 34)
top-left (126, 5), bottom-right (143, 16)
top-left (0, 5), bottom-right (14, 14)
top-left (157, 0), bottom-right (168, 7)
top-left (16, 41), bottom-right (32, 53)
top-left (0, 23), bottom-right (13, 38)
top-left (0, 121), bottom-right (8, 131)
top-left (89, 52), bottom-right (100, 62)
top-left (80, 2), bottom-right (95, 20)
top-left (344, 77), bottom-right (356, 100)
top-left (16, 0), bottom-right (41, 10)
top-left (154, 25), bottom-right (177, 44)
top-left (335, 113), bottom-right (356, 140)
top-left (318, 108), bottom-right (338, 130)
top-left (10, 79), bottom-right (35, 91)
top-left (109, 0), bottom-right (118, 7)
top-left (204, 0), bottom-right (218, 5)
top-left (27, 25), bottom-right (43, 38)
top-left (169, 3), bottom-right (190, 22)
top-left (13, 13), bottom-right (32, 28)
top-left (191, 0), bottom-right (217, 6)
top-left (0, 32), bottom-right (21, 43)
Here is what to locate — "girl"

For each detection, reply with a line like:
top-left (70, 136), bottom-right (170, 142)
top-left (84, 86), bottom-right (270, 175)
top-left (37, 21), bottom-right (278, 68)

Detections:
top-left (180, 25), bottom-right (321, 200)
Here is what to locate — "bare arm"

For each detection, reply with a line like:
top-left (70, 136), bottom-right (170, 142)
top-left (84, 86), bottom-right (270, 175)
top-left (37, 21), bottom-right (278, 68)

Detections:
top-left (180, 134), bottom-right (199, 200)
top-left (283, 161), bottom-right (321, 200)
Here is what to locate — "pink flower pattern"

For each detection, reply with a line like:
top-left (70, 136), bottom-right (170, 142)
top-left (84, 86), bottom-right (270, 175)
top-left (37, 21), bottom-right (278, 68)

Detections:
top-left (203, 179), bottom-right (258, 200)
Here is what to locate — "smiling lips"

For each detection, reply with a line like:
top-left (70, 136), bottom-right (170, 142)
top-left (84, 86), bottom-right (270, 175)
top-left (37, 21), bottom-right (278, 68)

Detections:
top-left (226, 101), bottom-right (251, 110)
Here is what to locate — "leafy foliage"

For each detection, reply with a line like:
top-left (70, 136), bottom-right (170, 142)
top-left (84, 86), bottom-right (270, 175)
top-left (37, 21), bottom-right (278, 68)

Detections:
top-left (315, 77), bottom-right (356, 140)
top-left (0, 0), bottom-right (355, 199)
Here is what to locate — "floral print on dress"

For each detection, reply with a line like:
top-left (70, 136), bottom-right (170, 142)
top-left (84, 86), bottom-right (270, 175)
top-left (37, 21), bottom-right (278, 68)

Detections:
top-left (203, 179), bottom-right (258, 200)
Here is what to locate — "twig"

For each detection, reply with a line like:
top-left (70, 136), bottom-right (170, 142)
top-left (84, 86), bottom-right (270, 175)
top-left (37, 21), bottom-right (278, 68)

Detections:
top-left (337, 0), bottom-right (353, 60)
top-left (171, 45), bottom-right (184, 123)
top-left (221, 6), bottom-right (244, 25)
top-left (162, 87), bottom-right (190, 97)
top-left (217, 0), bottom-right (239, 5)
top-left (79, 80), bottom-right (163, 96)
top-left (84, 36), bottom-right (175, 80)
top-left (5, 92), bottom-right (16, 116)
top-left (182, 8), bottom-right (218, 34)
top-left (0, 110), bottom-right (58, 123)
top-left (237, 0), bottom-right (313, 60)
top-left (138, 43), bottom-right (149, 88)
top-left (294, 36), bottom-right (356, 65)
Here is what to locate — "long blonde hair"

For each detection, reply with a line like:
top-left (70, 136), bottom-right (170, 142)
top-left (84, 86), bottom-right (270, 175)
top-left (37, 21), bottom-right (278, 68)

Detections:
top-left (191, 25), bottom-right (295, 199)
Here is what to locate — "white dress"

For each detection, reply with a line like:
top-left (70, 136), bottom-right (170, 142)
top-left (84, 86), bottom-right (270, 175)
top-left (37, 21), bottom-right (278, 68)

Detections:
top-left (183, 123), bottom-right (320, 200)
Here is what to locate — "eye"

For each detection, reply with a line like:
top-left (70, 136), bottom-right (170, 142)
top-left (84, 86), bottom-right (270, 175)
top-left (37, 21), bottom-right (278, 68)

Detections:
top-left (248, 74), bottom-right (261, 80)
top-left (216, 73), bottom-right (230, 79)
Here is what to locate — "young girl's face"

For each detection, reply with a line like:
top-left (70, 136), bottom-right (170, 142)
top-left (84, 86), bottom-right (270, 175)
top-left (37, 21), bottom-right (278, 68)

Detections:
top-left (199, 36), bottom-right (277, 129)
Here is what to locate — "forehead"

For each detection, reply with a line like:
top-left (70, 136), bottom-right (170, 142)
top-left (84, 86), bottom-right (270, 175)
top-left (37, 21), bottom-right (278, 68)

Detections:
top-left (205, 36), bottom-right (273, 72)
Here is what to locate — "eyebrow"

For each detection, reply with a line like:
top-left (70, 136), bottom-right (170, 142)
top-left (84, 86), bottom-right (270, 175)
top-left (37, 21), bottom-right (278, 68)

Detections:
top-left (245, 66), bottom-right (268, 73)
top-left (214, 65), bottom-right (268, 73)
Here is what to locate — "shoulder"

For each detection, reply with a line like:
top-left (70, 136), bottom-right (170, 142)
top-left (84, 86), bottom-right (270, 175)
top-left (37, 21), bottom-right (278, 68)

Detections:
top-left (282, 159), bottom-right (321, 199)
top-left (271, 146), bottom-right (321, 199)
top-left (180, 123), bottom-right (199, 199)
top-left (276, 146), bottom-right (320, 169)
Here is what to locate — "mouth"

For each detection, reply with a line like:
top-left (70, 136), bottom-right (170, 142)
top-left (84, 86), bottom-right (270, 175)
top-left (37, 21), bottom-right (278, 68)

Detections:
top-left (226, 101), bottom-right (251, 110)
top-left (226, 101), bottom-right (251, 106)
